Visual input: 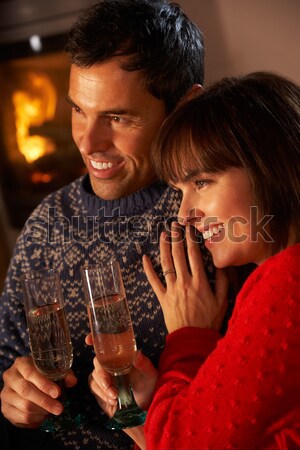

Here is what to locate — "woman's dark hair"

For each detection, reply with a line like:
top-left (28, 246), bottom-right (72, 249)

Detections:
top-left (65, 0), bottom-right (204, 112)
top-left (152, 71), bottom-right (300, 253)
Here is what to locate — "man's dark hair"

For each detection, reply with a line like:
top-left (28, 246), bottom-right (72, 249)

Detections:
top-left (65, 0), bottom-right (204, 112)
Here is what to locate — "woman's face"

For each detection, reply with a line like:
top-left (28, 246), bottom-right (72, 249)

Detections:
top-left (176, 167), bottom-right (269, 267)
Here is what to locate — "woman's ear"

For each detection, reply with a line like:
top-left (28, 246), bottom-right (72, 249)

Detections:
top-left (180, 84), bottom-right (203, 105)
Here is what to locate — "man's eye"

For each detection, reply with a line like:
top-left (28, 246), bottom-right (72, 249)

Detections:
top-left (72, 105), bottom-right (82, 114)
top-left (109, 116), bottom-right (128, 124)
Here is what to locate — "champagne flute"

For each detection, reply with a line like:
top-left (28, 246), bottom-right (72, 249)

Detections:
top-left (81, 260), bottom-right (146, 430)
top-left (21, 268), bottom-right (86, 432)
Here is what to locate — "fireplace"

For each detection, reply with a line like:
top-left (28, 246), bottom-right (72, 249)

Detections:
top-left (0, 38), bottom-right (87, 229)
top-left (0, 0), bottom-right (100, 230)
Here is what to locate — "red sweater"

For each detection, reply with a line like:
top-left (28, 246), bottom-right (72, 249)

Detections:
top-left (145, 244), bottom-right (300, 449)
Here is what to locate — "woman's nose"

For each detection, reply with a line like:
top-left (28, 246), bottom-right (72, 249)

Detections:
top-left (178, 194), bottom-right (203, 226)
top-left (178, 195), bottom-right (192, 225)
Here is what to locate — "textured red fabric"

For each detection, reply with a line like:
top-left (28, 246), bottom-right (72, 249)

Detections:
top-left (145, 244), bottom-right (300, 449)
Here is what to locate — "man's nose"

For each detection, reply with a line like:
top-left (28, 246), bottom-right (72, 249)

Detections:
top-left (78, 121), bottom-right (112, 156)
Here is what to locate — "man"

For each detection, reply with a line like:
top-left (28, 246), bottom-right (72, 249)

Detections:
top-left (0, 1), bottom-right (211, 448)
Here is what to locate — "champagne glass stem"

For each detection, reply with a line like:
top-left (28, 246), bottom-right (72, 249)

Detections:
top-left (114, 374), bottom-right (135, 409)
top-left (40, 378), bottom-right (87, 432)
top-left (104, 373), bottom-right (146, 430)
top-left (56, 378), bottom-right (67, 402)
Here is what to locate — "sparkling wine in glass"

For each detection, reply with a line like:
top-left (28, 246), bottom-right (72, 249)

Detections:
top-left (81, 260), bottom-right (146, 430)
top-left (21, 268), bottom-right (86, 432)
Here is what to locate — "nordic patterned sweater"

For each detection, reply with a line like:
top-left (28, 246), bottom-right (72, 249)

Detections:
top-left (0, 174), bottom-right (215, 449)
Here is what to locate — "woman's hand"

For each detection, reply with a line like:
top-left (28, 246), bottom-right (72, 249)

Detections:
top-left (128, 350), bottom-right (159, 411)
top-left (88, 356), bottom-right (118, 418)
top-left (85, 333), bottom-right (117, 417)
top-left (87, 349), bottom-right (156, 450)
top-left (86, 334), bottom-right (158, 416)
top-left (143, 223), bottom-right (228, 334)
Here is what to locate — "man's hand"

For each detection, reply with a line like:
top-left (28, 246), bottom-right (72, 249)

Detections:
top-left (0, 356), bottom-right (77, 428)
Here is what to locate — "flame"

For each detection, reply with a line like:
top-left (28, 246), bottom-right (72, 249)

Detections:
top-left (12, 72), bottom-right (57, 164)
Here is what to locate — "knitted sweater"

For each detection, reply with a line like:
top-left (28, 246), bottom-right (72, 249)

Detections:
top-left (0, 174), bottom-right (215, 449)
top-left (145, 244), bottom-right (300, 450)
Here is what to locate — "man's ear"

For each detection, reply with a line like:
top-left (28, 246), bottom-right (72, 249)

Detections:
top-left (180, 84), bottom-right (203, 105)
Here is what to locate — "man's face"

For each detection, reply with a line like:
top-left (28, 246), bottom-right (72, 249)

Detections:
top-left (68, 57), bottom-right (167, 199)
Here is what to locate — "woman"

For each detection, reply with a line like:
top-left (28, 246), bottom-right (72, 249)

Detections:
top-left (89, 72), bottom-right (300, 449)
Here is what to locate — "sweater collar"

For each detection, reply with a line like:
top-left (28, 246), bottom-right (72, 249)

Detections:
top-left (80, 173), bottom-right (167, 216)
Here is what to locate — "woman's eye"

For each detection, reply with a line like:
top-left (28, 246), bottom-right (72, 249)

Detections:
top-left (195, 180), bottom-right (208, 190)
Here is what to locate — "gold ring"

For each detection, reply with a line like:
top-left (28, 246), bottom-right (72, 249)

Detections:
top-left (163, 269), bottom-right (176, 277)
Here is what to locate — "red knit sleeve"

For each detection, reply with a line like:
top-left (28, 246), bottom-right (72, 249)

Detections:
top-left (158, 327), bottom-right (221, 378)
top-left (145, 247), bottom-right (300, 449)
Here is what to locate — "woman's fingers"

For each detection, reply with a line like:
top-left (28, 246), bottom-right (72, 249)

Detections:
top-left (130, 351), bottom-right (158, 410)
top-left (169, 222), bottom-right (189, 279)
top-left (144, 223), bottom-right (191, 291)
top-left (158, 231), bottom-right (176, 284)
top-left (89, 371), bottom-right (117, 418)
top-left (185, 225), bottom-right (205, 277)
top-left (85, 333), bottom-right (94, 346)
top-left (89, 375), bottom-right (117, 406)
top-left (133, 351), bottom-right (158, 380)
top-left (186, 225), bottom-right (215, 293)
top-left (89, 357), bottom-right (118, 406)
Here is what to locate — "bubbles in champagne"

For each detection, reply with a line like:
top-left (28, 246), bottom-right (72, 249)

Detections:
top-left (27, 303), bottom-right (73, 380)
top-left (88, 295), bottom-right (137, 375)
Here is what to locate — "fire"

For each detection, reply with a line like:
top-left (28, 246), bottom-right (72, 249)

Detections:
top-left (12, 72), bottom-right (57, 164)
